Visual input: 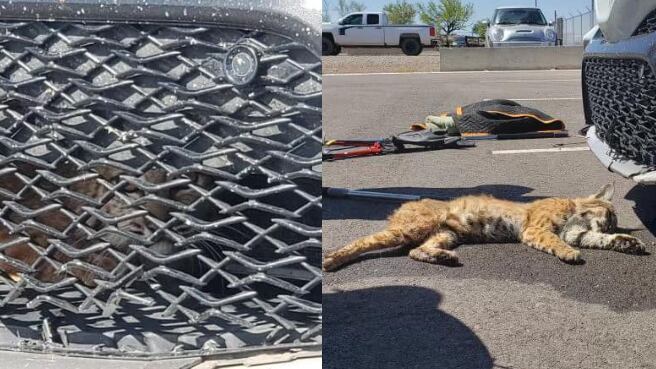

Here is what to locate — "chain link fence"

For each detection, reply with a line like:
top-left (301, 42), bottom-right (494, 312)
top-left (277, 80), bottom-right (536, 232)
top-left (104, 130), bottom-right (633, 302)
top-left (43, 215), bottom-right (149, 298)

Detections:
top-left (558, 10), bottom-right (595, 46)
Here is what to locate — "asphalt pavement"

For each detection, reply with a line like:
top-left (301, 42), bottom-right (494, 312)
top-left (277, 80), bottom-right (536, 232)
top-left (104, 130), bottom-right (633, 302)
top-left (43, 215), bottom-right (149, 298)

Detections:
top-left (322, 70), bottom-right (656, 369)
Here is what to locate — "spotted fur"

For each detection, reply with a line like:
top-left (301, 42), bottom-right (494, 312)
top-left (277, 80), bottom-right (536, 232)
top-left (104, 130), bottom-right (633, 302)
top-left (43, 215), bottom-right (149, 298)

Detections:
top-left (323, 184), bottom-right (646, 271)
top-left (0, 165), bottom-right (206, 286)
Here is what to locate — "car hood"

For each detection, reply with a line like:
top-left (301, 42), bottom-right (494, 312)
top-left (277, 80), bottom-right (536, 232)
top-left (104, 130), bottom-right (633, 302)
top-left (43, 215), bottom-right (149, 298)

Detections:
top-left (491, 24), bottom-right (552, 41)
top-left (322, 23), bottom-right (340, 32)
top-left (596, 0), bottom-right (656, 42)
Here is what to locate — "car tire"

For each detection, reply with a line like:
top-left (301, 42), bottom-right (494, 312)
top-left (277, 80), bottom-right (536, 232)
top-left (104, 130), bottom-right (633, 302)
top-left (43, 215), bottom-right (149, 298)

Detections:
top-left (332, 45), bottom-right (341, 56)
top-left (322, 36), bottom-right (335, 56)
top-left (400, 38), bottom-right (422, 56)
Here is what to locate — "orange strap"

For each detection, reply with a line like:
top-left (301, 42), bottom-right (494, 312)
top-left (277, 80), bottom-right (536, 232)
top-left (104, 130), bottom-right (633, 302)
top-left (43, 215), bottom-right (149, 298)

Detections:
top-left (461, 129), bottom-right (564, 137)
top-left (483, 110), bottom-right (561, 124)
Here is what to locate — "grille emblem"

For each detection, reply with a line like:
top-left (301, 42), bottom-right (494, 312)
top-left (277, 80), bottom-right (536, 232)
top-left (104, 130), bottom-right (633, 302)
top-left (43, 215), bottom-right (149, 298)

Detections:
top-left (224, 44), bottom-right (260, 86)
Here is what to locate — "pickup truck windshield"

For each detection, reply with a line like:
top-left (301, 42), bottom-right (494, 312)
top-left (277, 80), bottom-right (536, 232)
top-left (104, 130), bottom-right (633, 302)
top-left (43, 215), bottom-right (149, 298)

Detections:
top-left (493, 8), bottom-right (547, 26)
top-left (341, 14), bottom-right (363, 25)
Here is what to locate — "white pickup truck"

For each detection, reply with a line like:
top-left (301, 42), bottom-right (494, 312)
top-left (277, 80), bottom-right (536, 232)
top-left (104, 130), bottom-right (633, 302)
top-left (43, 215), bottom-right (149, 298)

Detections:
top-left (322, 12), bottom-right (438, 56)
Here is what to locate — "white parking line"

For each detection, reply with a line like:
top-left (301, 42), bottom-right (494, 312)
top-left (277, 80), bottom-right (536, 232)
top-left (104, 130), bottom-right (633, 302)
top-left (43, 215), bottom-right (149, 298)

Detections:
top-left (496, 97), bottom-right (582, 101)
top-left (323, 69), bottom-right (581, 77)
top-left (492, 147), bottom-right (590, 155)
top-left (480, 79), bottom-right (579, 83)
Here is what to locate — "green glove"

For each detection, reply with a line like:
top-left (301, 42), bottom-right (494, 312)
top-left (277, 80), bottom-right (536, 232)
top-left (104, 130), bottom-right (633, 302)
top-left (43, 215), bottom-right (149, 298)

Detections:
top-left (423, 115), bottom-right (460, 135)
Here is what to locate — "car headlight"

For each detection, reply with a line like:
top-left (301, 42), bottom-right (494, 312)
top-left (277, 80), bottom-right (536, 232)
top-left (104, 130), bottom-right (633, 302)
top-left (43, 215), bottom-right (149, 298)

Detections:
top-left (583, 25), bottom-right (601, 48)
top-left (545, 28), bottom-right (557, 41)
top-left (489, 27), bottom-right (504, 42)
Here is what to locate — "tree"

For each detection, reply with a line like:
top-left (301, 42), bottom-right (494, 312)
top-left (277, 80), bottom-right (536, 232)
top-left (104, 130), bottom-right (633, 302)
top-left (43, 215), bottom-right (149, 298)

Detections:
top-left (418, 0), bottom-right (474, 47)
top-left (335, 0), bottom-right (366, 17)
top-left (323, 0), bottom-right (331, 22)
top-left (472, 20), bottom-right (488, 38)
top-left (383, 0), bottom-right (417, 24)
top-left (350, 1), bottom-right (366, 12)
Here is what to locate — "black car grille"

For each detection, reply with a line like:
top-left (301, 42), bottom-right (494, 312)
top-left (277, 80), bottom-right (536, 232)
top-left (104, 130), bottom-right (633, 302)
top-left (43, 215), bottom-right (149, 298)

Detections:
top-left (633, 8), bottom-right (656, 36)
top-left (0, 20), bottom-right (321, 357)
top-left (504, 35), bottom-right (543, 42)
top-left (583, 57), bottom-right (656, 167)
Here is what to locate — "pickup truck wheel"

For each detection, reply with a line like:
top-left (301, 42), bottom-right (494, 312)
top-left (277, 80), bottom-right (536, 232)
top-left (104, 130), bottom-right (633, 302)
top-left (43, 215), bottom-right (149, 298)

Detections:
top-left (332, 45), bottom-right (342, 55)
top-left (322, 36), bottom-right (335, 56)
top-left (401, 38), bottom-right (422, 56)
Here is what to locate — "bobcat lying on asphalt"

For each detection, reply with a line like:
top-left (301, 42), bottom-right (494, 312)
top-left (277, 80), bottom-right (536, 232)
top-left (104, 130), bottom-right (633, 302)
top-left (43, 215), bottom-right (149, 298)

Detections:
top-left (323, 184), bottom-right (647, 271)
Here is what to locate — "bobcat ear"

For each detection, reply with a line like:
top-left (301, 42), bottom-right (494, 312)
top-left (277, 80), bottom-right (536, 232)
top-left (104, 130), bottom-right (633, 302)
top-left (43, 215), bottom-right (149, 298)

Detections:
top-left (593, 183), bottom-right (614, 201)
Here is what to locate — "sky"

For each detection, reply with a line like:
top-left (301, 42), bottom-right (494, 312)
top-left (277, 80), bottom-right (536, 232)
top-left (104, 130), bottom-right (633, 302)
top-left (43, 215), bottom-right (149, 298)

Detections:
top-left (323, 0), bottom-right (594, 34)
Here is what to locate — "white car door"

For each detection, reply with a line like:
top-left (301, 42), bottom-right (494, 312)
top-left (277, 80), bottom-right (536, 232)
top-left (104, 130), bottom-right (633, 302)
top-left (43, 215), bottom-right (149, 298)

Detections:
top-left (358, 14), bottom-right (385, 45)
top-left (335, 13), bottom-right (364, 45)
top-left (336, 13), bottom-right (383, 45)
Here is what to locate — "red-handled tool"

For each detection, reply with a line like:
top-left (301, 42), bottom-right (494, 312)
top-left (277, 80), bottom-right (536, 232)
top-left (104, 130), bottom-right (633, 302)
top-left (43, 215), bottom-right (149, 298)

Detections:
top-left (322, 138), bottom-right (398, 161)
top-left (322, 131), bottom-right (474, 161)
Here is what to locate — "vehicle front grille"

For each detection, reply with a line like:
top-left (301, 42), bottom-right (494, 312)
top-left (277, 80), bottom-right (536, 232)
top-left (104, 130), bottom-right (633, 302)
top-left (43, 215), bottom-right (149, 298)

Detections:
top-left (583, 57), bottom-right (656, 167)
top-left (633, 8), bottom-right (656, 36)
top-left (0, 20), bottom-right (321, 357)
top-left (504, 35), bottom-right (543, 42)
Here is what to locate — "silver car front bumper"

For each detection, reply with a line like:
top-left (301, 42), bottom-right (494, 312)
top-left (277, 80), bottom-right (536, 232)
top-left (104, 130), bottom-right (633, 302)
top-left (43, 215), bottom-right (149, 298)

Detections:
top-left (586, 126), bottom-right (656, 184)
top-left (490, 41), bottom-right (554, 47)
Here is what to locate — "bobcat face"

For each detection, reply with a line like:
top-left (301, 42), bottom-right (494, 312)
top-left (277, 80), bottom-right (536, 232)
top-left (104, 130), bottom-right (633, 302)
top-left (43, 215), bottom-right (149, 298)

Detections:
top-left (576, 202), bottom-right (618, 233)
top-left (573, 183), bottom-right (618, 233)
top-left (0, 165), bottom-right (207, 286)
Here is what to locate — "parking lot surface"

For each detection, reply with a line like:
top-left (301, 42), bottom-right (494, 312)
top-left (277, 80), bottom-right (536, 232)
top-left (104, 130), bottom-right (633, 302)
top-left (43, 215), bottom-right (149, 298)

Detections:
top-left (323, 70), bottom-right (656, 369)
top-left (322, 49), bottom-right (440, 74)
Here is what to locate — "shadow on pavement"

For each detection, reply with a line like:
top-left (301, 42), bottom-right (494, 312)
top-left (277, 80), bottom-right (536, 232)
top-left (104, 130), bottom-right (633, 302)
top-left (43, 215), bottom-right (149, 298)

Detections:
top-left (324, 184), bottom-right (542, 221)
top-left (625, 184), bottom-right (656, 236)
top-left (323, 285), bottom-right (493, 369)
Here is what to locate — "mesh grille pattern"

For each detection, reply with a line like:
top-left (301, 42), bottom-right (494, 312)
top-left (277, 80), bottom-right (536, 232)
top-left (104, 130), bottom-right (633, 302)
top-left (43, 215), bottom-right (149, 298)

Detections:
top-left (633, 8), bottom-right (656, 36)
top-left (583, 57), bottom-right (656, 167)
top-left (0, 20), bottom-right (321, 356)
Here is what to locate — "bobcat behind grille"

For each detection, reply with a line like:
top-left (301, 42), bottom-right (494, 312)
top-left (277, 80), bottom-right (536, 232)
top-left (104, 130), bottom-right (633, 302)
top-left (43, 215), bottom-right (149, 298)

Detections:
top-left (0, 18), bottom-right (322, 357)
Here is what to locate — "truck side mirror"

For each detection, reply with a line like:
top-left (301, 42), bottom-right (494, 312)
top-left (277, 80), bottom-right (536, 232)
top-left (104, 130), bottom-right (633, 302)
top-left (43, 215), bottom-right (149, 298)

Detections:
top-left (549, 21), bottom-right (554, 26)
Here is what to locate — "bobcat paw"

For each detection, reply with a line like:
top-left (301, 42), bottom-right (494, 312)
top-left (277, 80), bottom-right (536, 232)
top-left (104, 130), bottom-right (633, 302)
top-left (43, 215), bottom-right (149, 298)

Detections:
top-left (557, 248), bottom-right (581, 263)
top-left (611, 234), bottom-right (646, 254)
top-left (409, 248), bottom-right (459, 265)
top-left (322, 253), bottom-right (342, 272)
